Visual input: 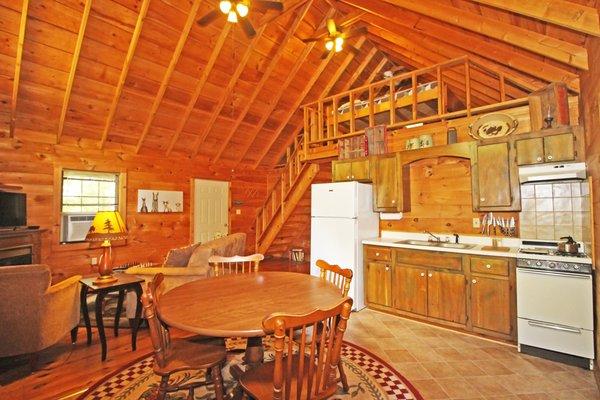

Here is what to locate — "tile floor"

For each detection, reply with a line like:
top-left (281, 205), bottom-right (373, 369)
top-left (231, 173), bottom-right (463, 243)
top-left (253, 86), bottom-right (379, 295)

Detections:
top-left (345, 308), bottom-right (599, 399)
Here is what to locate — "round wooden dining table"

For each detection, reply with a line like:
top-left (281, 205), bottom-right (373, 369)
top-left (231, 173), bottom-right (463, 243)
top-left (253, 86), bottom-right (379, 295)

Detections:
top-left (158, 271), bottom-right (345, 367)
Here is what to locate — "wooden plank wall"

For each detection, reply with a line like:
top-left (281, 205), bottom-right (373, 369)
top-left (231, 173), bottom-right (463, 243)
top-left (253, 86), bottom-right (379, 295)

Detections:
top-left (379, 98), bottom-right (580, 236)
top-left (381, 157), bottom-right (519, 235)
top-left (579, 31), bottom-right (600, 373)
top-left (0, 136), bottom-right (271, 278)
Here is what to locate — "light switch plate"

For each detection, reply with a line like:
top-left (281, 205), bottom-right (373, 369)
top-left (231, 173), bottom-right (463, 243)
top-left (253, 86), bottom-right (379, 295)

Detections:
top-left (90, 257), bottom-right (98, 265)
top-left (472, 218), bottom-right (481, 228)
top-left (236, 209), bottom-right (241, 215)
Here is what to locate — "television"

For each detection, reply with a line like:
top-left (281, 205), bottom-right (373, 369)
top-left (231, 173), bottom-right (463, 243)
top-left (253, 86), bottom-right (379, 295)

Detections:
top-left (0, 192), bottom-right (27, 227)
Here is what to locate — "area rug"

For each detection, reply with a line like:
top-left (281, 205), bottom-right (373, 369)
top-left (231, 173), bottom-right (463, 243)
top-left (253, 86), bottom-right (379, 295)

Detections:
top-left (78, 339), bottom-right (423, 400)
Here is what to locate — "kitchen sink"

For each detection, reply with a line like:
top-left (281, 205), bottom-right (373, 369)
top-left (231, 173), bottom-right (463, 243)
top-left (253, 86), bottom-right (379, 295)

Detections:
top-left (394, 239), bottom-right (476, 250)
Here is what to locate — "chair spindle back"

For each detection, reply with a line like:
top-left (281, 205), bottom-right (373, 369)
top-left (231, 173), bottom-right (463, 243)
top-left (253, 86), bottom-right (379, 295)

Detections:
top-left (141, 273), bottom-right (170, 368)
top-left (263, 297), bottom-right (353, 400)
top-left (316, 259), bottom-right (353, 297)
top-left (209, 253), bottom-right (264, 277)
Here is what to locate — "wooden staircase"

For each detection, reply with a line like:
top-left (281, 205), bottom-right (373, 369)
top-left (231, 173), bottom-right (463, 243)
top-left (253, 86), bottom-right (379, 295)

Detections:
top-left (255, 138), bottom-right (329, 256)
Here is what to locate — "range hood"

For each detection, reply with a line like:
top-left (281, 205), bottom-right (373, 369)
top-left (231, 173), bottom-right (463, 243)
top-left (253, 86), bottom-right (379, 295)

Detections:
top-left (519, 162), bottom-right (587, 183)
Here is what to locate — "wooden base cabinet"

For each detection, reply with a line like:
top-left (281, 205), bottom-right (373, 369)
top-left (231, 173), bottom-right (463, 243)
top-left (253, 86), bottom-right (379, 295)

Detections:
top-left (392, 264), bottom-right (427, 316)
top-left (365, 261), bottom-right (392, 307)
top-left (428, 270), bottom-right (467, 325)
top-left (471, 275), bottom-right (512, 335)
top-left (364, 245), bottom-right (516, 342)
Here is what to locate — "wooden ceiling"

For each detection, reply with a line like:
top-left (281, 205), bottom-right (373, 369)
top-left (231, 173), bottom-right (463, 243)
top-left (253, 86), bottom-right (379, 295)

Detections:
top-left (0, 0), bottom-right (598, 168)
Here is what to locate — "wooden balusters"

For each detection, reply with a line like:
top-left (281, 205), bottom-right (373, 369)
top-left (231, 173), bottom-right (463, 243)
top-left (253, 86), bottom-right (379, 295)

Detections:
top-left (411, 72), bottom-right (418, 121)
top-left (465, 60), bottom-right (472, 117)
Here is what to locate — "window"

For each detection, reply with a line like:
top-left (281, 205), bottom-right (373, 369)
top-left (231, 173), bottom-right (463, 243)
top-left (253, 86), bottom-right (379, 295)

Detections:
top-left (60, 170), bottom-right (120, 243)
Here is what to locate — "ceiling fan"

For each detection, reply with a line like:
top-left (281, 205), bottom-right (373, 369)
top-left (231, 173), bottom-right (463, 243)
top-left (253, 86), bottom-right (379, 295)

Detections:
top-left (302, 19), bottom-right (367, 58)
top-left (197, 0), bottom-right (284, 38)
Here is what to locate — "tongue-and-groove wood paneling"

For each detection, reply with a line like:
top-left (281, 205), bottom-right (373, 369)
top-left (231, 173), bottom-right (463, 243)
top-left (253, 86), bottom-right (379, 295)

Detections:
top-left (0, 136), bottom-right (273, 278)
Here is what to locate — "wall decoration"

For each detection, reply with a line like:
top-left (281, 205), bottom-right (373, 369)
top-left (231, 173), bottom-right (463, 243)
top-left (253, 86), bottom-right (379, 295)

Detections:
top-left (468, 113), bottom-right (518, 140)
top-left (137, 190), bottom-right (183, 213)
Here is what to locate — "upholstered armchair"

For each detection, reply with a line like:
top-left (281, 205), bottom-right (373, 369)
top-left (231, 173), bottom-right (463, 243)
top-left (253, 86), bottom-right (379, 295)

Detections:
top-left (0, 264), bottom-right (82, 360)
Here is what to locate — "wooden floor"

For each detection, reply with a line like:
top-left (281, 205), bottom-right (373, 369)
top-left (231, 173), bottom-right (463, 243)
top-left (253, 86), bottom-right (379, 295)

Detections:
top-left (0, 258), bottom-right (309, 400)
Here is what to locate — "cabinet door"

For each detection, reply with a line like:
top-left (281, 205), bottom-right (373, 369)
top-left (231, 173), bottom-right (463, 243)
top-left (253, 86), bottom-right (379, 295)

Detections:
top-left (471, 275), bottom-right (512, 335)
top-left (516, 138), bottom-right (544, 165)
top-left (332, 161), bottom-right (352, 182)
top-left (427, 271), bottom-right (467, 324)
top-left (351, 159), bottom-right (371, 181)
top-left (474, 143), bottom-right (512, 208)
top-left (543, 133), bottom-right (575, 163)
top-left (393, 264), bottom-right (427, 315)
top-left (373, 154), bottom-right (405, 211)
top-left (365, 262), bottom-right (392, 307)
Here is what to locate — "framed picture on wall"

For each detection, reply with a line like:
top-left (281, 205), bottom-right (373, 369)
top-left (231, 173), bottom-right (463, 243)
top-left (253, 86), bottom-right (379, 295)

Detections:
top-left (137, 190), bottom-right (183, 213)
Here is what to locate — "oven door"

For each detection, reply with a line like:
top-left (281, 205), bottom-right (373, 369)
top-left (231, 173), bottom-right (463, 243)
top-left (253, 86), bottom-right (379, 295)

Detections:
top-left (516, 268), bottom-right (593, 330)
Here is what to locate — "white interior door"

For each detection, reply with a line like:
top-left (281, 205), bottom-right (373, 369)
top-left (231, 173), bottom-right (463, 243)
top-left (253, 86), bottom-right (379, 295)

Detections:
top-left (193, 179), bottom-right (229, 244)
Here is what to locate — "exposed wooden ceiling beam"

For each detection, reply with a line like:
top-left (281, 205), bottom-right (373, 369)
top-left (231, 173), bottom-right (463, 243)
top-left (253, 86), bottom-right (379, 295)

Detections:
top-left (231, 9), bottom-right (336, 166)
top-left (9, 0), bottom-right (30, 138)
top-left (340, 0), bottom-right (580, 91)
top-left (99, 0), bottom-right (151, 149)
top-left (338, 46), bottom-right (378, 92)
top-left (252, 36), bottom-right (367, 168)
top-left (57, 0), bottom-right (92, 144)
top-left (376, 0), bottom-right (588, 70)
top-left (165, 25), bottom-right (231, 156)
top-left (190, 25), bottom-right (267, 157)
top-left (469, 0), bottom-right (600, 37)
top-left (362, 55), bottom-right (388, 87)
top-left (134, 0), bottom-right (202, 153)
top-left (212, 1), bottom-right (313, 163)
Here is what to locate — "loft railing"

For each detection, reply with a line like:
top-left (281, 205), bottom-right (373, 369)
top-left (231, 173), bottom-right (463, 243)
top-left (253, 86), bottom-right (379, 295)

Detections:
top-left (301, 56), bottom-right (532, 161)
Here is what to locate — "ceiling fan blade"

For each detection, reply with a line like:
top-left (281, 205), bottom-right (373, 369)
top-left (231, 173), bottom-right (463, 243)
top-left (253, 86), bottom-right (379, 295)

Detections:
top-left (343, 25), bottom-right (367, 39)
top-left (326, 18), bottom-right (338, 36)
top-left (253, 0), bottom-right (284, 11)
top-left (197, 9), bottom-right (220, 26)
top-left (349, 44), bottom-right (360, 55)
top-left (240, 18), bottom-right (257, 38)
top-left (320, 49), bottom-right (330, 59)
top-left (301, 37), bottom-right (320, 43)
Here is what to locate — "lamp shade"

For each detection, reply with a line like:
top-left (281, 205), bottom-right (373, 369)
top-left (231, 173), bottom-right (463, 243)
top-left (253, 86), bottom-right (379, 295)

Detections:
top-left (86, 211), bottom-right (127, 242)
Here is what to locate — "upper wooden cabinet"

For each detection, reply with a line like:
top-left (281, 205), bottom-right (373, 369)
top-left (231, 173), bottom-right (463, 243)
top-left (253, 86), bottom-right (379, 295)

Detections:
top-left (332, 158), bottom-right (371, 182)
top-left (372, 153), bottom-right (410, 212)
top-left (516, 133), bottom-right (576, 165)
top-left (471, 142), bottom-right (521, 212)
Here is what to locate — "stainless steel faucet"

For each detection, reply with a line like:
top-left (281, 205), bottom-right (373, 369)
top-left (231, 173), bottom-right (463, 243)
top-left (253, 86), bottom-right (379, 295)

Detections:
top-left (424, 230), bottom-right (441, 243)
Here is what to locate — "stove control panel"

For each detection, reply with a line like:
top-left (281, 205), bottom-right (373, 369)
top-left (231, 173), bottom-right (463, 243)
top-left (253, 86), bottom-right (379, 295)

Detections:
top-left (517, 258), bottom-right (592, 274)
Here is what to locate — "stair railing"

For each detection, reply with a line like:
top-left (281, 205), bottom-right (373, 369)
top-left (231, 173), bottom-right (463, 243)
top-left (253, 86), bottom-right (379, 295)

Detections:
top-left (255, 138), bottom-right (305, 251)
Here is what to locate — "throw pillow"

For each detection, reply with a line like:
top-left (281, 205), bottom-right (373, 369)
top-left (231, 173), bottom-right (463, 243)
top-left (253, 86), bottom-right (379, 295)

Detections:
top-left (164, 243), bottom-right (201, 267)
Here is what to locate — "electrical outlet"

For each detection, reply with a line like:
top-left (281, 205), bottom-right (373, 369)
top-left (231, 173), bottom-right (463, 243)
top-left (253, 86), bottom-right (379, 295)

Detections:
top-left (236, 209), bottom-right (241, 215)
top-left (90, 257), bottom-right (98, 266)
top-left (472, 218), bottom-right (481, 229)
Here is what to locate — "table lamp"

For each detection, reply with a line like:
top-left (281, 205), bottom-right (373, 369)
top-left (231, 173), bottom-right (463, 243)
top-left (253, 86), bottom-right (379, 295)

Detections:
top-left (85, 210), bottom-right (127, 284)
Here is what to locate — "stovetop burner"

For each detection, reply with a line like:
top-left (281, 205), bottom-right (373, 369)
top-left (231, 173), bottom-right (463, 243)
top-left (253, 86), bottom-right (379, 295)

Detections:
top-left (518, 247), bottom-right (588, 258)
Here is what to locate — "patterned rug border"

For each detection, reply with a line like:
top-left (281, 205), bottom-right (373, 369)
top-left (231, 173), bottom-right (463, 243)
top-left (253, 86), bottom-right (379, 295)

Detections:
top-left (77, 340), bottom-right (424, 400)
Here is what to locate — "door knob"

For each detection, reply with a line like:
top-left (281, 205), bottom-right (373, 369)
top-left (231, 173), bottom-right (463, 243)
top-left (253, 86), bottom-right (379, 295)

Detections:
top-left (480, 197), bottom-right (486, 202)
top-left (420, 272), bottom-right (425, 277)
top-left (472, 279), bottom-right (477, 284)
top-left (547, 155), bottom-right (553, 160)
top-left (428, 273), bottom-right (433, 277)
top-left (485, 264), bottom-right (491, 269)
top-left (536, 156), bottom-right (543, 162)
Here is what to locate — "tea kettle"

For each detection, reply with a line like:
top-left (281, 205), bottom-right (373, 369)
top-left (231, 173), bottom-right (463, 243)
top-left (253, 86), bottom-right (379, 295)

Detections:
top-left (558, 236), bottom-right (580, 254)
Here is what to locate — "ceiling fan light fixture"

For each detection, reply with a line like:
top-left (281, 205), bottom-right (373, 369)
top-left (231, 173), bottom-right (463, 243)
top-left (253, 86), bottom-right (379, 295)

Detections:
top-left (227, 10), bottom-right (238, 22)
top-left (219, 0), bottom-right (232, 14)
top-left (334, 36), bottom-right (344, 52)
top-left (236, 1), bottom-right (249, 17)
top-left (325, 39), bottom-right (334, 51)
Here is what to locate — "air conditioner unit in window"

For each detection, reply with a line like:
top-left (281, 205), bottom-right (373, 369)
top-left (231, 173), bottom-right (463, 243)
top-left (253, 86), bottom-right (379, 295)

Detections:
top-left (61, 213), bottom-right (95, 243)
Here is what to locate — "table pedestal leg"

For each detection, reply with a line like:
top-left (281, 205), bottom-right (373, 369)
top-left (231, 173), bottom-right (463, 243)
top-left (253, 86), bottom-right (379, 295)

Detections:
top-left (229, 337), bottom-right (264, 400)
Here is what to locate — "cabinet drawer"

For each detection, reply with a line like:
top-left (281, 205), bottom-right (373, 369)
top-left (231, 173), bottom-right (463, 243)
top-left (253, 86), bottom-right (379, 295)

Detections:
top-left (365, 246), bottom-right (391, 261)
top-left (470, 257), bottom-right (509, 276)
top-left (395, 249), bottom-right (462, 271)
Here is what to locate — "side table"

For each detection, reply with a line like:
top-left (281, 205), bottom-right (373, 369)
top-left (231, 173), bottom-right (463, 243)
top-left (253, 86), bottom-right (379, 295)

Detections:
top-left (79, 275), bottom-right (144, 361)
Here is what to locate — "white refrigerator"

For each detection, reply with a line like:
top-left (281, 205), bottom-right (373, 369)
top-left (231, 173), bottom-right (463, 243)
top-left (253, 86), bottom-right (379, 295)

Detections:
top-left (310, 181), bottom-right (379, 311)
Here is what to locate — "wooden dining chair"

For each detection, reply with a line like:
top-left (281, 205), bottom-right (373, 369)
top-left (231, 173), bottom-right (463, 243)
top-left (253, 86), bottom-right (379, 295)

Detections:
top-left (314, 259), bottom-right (353, 392)
top-left (239, 297), bottom-right (353, 400)
top-left (142, 273), bottom-right (227, 400)
top-left (209, 253), bottom-right (264, 276)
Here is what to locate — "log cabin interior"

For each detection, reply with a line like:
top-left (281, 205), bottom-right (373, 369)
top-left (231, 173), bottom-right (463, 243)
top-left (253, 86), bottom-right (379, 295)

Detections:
top-left (1, 0), bottom-right (600, 398)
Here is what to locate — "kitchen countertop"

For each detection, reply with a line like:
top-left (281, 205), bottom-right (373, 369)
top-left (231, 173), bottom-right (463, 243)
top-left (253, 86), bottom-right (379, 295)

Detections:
top-left (363, 234), bottom-right (593, 264)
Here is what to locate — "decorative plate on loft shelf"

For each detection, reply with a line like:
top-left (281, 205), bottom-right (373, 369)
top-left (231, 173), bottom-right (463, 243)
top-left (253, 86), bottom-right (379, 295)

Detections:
top-left (468, 113), bottom-right (518, 140)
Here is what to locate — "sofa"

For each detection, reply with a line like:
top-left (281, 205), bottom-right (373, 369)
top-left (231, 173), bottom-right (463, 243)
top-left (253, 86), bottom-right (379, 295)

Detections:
top-left (123, 233), bottom-right (246, 317)
top-left (0, 264), bottom-right (82, 359)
